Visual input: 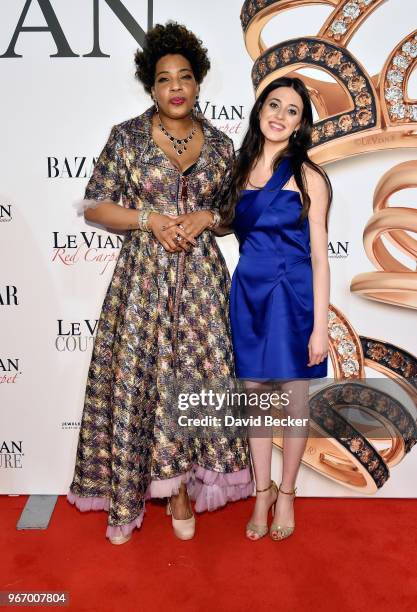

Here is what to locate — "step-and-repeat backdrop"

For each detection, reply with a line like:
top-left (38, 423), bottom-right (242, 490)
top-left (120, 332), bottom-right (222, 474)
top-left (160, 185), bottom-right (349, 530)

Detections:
top-left (1, 0), bottom-right (416, 497)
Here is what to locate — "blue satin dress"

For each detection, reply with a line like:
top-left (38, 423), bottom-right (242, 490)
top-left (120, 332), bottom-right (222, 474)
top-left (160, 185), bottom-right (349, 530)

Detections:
top-left (230, 157), bottom-right (328, 380)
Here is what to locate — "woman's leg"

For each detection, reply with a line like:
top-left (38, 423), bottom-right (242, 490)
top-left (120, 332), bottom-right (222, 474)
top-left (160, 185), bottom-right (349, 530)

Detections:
top-left (169, 483), bottom-right (193, 519)
top-left (272, 379), bottom-right (310, 535)
top-left (245, 381), bottom-right (277, 540)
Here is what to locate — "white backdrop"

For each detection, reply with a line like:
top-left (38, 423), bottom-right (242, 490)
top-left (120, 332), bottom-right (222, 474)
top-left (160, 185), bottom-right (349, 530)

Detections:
top-left (1, 0), bottom-right (416, 497)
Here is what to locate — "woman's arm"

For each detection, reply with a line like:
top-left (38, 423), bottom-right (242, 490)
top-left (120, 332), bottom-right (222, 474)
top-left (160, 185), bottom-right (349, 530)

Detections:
top-left (84, 201), bottom-right (140, 231)
top-left (81, 125), bottom-right (142, 231)
top-left (305, 165), bottom-right (330, 366)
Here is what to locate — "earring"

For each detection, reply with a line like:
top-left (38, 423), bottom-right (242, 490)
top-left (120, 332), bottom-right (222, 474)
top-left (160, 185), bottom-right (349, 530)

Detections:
top-left (152, 97), bottom-right (159, 113)
top-left (292, 129), bottom-right (298, 138)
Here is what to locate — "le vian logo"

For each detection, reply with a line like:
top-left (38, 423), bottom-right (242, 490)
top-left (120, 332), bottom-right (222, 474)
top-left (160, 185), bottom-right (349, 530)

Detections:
top-left (0, 204), bottom-right (12, 222)
top-left (0, 358), bottom-right (21, 385)
top-left (1, 0), bottom-right (153, 58)
top-left (328, 241), bottom-right (349, 258)
top-left (56, 319), bottom-right (98, 352)
top-left (0, 441), bottom-right (24, 469)
top-left (196, 101), bottom-right (245, 136)
top-left (52, 231), bottom-right (122, 274)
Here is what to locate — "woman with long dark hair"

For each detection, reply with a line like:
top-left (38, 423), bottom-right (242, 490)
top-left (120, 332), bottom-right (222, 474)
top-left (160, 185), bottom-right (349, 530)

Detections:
top-left (224, 77), bottom-right (332, 541)
top-left (67, 22), bottom-right (252, 545)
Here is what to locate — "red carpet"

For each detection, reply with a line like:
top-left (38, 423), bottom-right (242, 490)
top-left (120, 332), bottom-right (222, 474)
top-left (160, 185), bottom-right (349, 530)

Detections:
top-left (1, 494), bottom-right (417, 612)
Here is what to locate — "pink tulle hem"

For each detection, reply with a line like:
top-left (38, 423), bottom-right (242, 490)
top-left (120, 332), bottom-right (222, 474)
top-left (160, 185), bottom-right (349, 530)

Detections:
top-left (105, 509), bottom-right (145, 539)
top-left (150, 465), bottom-right (253, 512)
top-left (67, 491), bottom-right (110, 512)
top-left (67, 465), bottom-right (253, 538)
top-left (67, 491), bottom-right (145, 539)
top-left (149, 471), bottom-right (194, 498)
top-left (189, 466), bottom-right (254, 512)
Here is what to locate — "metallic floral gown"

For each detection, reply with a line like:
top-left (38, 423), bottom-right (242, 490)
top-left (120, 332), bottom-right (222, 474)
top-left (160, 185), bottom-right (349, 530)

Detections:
top-left (67, 108), bottom-right (253, 539)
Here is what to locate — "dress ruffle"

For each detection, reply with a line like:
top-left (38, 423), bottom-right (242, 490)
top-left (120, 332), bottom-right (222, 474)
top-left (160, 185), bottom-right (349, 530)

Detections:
top-left (187, 466), bottom-right (254, 512)
top-left (73, 198), bottom-right (108, 216)
top-left (67, 465), bottom-right (253, 539)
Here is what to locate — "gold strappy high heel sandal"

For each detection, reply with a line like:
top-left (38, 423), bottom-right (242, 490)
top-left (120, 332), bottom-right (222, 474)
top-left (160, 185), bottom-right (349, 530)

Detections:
top-left (246, 480), bottom-right (278, 541)
top-left (270, 483), bottom-right (297, 541)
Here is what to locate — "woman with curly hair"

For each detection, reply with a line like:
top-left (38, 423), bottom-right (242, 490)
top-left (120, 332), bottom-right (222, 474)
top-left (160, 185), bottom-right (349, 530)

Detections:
top-left (67, 22), bottom-right (253, 544)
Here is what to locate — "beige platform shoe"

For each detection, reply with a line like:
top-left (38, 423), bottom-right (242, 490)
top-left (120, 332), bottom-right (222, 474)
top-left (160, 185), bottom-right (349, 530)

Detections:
top-left (166, 501), bottom-right (195, 540)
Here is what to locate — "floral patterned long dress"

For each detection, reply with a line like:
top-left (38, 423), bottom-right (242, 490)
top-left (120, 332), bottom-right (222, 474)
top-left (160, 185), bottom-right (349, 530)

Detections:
top-left (67, 107), bottom-right (253, 538)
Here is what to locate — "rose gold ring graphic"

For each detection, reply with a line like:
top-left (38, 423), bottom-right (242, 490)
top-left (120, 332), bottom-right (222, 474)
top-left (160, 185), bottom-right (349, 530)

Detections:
top-left (360, 337), bottom-right (417, 409)
top-left (241, 0), bottom-right (417, 164)
top-left (273, 376), bottom-right (417, 489)
top-left (328, 382), bottom-right (417, 468)
top-left (373, 161), bottom-right (417, 258)
top-left (273, 383), bottom-right (390, 493)
top-left (351, 161), bottom-right (417, 310)
top-left (241, 0), bottom-right (386, 59)
top-left (327, 303), bottom-right (365, 379)
top-left (273, 305), bottom-right (417, 489)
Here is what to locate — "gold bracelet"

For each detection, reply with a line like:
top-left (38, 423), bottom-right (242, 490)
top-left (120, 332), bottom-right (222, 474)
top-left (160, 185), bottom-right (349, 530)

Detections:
top-left (138, 210), bottom-right (155, 232)
top-left (138, 210), bottom-right (144, 230)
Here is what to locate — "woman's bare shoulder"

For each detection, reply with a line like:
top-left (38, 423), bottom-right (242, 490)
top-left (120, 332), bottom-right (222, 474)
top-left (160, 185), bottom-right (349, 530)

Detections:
top-left (302, 163), bottom-right (328, 197)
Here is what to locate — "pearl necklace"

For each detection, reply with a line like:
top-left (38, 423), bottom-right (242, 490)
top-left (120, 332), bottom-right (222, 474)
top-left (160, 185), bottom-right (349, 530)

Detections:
top-left (158, 114), bottom-right (196, 156)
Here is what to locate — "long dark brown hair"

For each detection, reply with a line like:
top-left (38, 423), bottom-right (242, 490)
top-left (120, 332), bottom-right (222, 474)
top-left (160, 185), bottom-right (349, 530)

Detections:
top-left (221, 77), bottom-right (332, 229)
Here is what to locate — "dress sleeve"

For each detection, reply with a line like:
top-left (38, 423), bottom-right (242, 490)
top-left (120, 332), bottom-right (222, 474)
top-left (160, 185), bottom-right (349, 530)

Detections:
top-left (75, 125), bottom-right (125, 215)
top-left (214, 138), bottom-right (235, 221)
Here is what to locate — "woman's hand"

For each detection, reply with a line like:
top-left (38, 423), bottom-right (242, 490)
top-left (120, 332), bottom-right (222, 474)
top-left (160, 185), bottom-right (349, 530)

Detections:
top-left (148, 212), bottom-right (197, 253)
top-left (307, 327), bottom-right (328, 367)
top-left (162, 210), bottom-right (214, 241)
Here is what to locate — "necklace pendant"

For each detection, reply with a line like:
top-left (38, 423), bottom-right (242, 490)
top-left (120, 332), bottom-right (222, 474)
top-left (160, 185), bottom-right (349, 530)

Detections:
top-left (158, 113), bottom-right (196, 157)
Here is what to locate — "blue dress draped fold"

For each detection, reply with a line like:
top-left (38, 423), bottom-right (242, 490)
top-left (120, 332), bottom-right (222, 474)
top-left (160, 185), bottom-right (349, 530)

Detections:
top-left (230, 157), bottom-right (328, 380)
